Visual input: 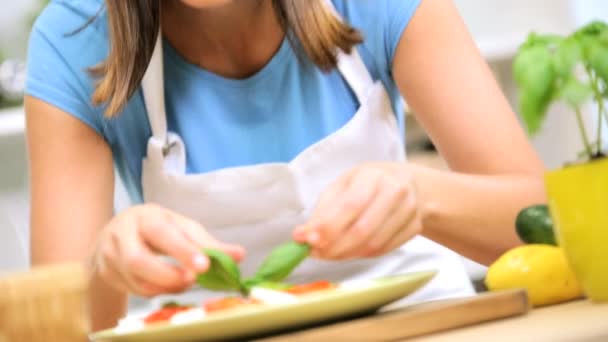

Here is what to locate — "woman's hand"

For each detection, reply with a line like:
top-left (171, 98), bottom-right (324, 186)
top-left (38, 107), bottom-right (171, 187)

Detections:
top-left (92, 204), bottom-right (245, 297)
top-left (294, 163), bottom-right (423, 260)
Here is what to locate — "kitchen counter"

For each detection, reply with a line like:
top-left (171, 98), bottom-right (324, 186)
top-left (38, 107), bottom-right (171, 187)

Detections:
top-left (410, 300), bottom-right (608, 342)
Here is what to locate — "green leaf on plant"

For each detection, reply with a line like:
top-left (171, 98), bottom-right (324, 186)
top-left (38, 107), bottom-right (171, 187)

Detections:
top-left (552, 38), bottom-right (582, 78)
top-left (519, 32), bottom-right (562, 50)
top-left (575, 21), bottom-right (608, 38)
top-left (587, 40), bottom-right (608, 86)
top-left (557, 77), bottom-right (592, 109)
top-left (196, 249), bottom-right (242, 293)
top-left (514, 45), bottom-right (556, 135)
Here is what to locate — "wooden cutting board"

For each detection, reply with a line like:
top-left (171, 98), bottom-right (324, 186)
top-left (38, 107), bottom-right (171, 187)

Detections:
top-left (256, 289), bottom-right (529, 342)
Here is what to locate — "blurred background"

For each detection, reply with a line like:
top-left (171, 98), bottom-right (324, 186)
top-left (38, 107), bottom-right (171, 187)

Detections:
top-left (0, 0), bottom-right (606, 285)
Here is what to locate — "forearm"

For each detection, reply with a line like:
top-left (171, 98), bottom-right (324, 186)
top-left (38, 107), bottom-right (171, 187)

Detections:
top-left (411, 164), bottom-right (546, 265)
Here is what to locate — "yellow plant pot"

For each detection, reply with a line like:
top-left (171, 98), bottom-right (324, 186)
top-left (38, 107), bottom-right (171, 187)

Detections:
top-left (545, 157), bottom-right (608, 302)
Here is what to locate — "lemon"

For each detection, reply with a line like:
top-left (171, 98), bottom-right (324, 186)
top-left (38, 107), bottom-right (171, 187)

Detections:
top-left (485, 244), bottom-right (583, 307)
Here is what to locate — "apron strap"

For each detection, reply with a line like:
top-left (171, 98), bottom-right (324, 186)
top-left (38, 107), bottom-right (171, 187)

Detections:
top-left (336, 49), bottom-right (376, 104)
top-left (141, 31), bottom-right (169, 149)
top-left (323, 0), bottom-right (376, 104)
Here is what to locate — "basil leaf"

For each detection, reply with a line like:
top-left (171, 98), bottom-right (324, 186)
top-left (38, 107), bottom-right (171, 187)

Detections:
top-left (196, 249), bottom-right (241, 292)
top-left (252, 281), bottom-right (293, 291)
top-left (575, 21), bottom-right (608, 38)
top-left (251, 242), bottom-right (311, 284)
top-left (514, 45), bottom-right (556, 135)
top-left (557, 77), bottom-right (592, 109)
top-left (587, 40), bottom-right (608, 86)
top-left (553, 38), bottom-right (582, 79)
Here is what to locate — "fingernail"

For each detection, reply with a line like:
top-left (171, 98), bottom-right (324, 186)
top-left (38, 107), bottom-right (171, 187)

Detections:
top-left (307, 231), bottom-right (320, 245)
top-left (193, 255), bottom-right (208, 271)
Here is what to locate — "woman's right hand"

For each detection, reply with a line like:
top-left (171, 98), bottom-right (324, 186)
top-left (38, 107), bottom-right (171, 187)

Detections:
top-left (91, 204), bottom-right (245, 297)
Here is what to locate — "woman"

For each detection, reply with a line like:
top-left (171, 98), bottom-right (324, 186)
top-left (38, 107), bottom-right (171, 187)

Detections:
top-left (25, 0), bottom-right (545, 331)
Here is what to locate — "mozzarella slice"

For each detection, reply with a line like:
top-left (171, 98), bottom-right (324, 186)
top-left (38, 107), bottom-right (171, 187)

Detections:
top-left (338, 279), bottom-right (376, 291)
top-left (170, 308), bottom-right (207, 325)
top-left (249, 287), bottom-right (299, 305)
top-left (114, 317), bottom-right (145, 333)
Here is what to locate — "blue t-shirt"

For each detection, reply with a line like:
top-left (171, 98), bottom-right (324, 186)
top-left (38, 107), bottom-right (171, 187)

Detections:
top-left (26, 0), bottom-right (421, 203)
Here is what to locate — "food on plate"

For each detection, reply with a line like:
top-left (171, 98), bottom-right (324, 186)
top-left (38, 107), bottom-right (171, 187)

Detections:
top-left (113, 241), bottom-right (349, 332)
top-left (203, 297), bottom-right (262, 313)
top-left (114, 279), bottom-right (356, 332)
top-left (285, 280), bottom-right (335, 295)
top-left (485, 244), bottom-right (583, 306)
top-left (143, 302), bottom-right (194, 324)
top-left (143, 306), bottom-right (192, 324)
top-left (196, 241), bottom-right (311, 295)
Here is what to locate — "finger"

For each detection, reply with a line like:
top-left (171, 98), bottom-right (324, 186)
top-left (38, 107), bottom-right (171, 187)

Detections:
top-left (141, 222), bottom-right (212, 274)
top-left (324, 180), bottom-right (408, 259)
top-left (368, 202), bottom-right (422, 258)
top-left (309, 171), bottom-right (381, 250)
top-left (96, 236), bottom-right (140, 293)
top-left (133, 273), bottom-right (190, 297)
top-left (293, 173), bottom-right (352, 244)
top-left (128, 248), bottom-right (196, 290)
top-left (102, 251), bottom-right (166, 297)
top-left (378, 216), bottom-right (423, 257)
top-left (173, 214), bottom-right (246, 262)
top-left (96, 247), bottom-right (129, 294)
top-left (116, 225), bottom-right (191, 292)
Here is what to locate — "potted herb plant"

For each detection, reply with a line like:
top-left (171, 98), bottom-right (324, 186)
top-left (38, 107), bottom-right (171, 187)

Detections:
top-left (513, 21), bottom-right (608, 302)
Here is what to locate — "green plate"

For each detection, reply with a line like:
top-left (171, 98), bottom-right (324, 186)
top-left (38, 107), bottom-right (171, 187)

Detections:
top-left (90, 271), bottom-right (436, 342)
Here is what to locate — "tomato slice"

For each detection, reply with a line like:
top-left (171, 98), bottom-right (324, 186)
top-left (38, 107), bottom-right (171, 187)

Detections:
top-left (143, 307), bottom-right (191, 324)
top-left (203, 297), bottom-right (261, 313)
top-left (286, 281), bottom-right (335, 295)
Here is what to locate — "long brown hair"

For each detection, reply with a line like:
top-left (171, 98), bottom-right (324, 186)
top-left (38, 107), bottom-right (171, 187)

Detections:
top-left (92, 0), bottom-right (363, 117)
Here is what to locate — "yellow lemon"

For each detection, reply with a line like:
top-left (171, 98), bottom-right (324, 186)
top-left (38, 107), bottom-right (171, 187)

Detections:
top-left (485, 244), bottom-right (584, 307)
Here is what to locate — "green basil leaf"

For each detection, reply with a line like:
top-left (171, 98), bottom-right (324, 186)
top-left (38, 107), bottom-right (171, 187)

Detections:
top-left (252, 242), bottom-right (311, 284)
top-left (196, 249), bottom-right (241, 292)
top-left (553, 38), bottom-right (582, 79)
top-left (252, 281), bottom-right (293, 291)
top-left (514, 45), bottom-right (556, 135)
top-left (557, 77), bottom-right (592, 109)
top-left (519, 32), bottom-right (562, 50)
top-left (575, 21), bottom-right (608, 39)
top-left (587, 40), bottom-right (608, 85)
top-left (519, 92), bottom-right (549, 135)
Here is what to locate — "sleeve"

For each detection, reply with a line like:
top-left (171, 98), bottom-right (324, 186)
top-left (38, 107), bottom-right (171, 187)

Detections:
top-left (384, 0), bottom-right (422, 66)
top-left (25, 4), bottom-right (106, 137)
top-left (333, 0), bottom-right (422, 75)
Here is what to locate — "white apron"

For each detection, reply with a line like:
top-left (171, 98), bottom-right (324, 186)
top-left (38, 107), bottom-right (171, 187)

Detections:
top-left (135, 19), bottom-right (474, 312)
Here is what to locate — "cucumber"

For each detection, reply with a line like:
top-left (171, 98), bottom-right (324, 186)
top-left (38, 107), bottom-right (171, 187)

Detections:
top-left (515, 204), bottom-right (557, 245)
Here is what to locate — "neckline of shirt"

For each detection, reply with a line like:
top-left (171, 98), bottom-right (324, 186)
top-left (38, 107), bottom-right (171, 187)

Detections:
top-left (162, 36), bottom-right (293, 90)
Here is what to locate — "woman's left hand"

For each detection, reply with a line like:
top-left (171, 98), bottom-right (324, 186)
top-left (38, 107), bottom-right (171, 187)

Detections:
top-left (294, 162), bottom-right (423, 260)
